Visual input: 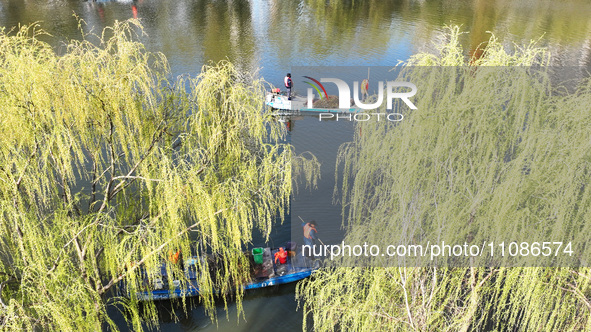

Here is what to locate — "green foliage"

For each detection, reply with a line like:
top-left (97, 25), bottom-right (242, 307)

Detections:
top-left (297, 26), bottom-right (591, 331)
top-left (0, 21), bottom-right (313, 331)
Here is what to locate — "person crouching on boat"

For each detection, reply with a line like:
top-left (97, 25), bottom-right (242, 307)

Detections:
top-left (302, 220), bottom-right (319, 247)
top-left (284, 73), bottom-right (293, 100)
top-left (274, 247), bottom-right (289, 276)
top-left (274, 247), bottom-right (287, 265)
top-left (168, 249), bottom-right (184, 270)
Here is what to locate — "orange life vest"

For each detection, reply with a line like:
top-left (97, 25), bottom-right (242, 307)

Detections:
top-left (168, 250), bottom-right (181, 264)
top-left (303, 223), bottom-right (317, 239)
top-left (274, 247), bottom-right (287, 264)
top-left (361, 79), bottom-right (369, 93)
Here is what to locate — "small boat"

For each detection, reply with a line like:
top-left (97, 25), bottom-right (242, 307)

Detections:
top-left (265, 91), bottom-right (362, 114)
top-left (128, 245), bottom-right (319, 301)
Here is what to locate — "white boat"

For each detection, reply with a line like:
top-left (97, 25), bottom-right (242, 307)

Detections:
top-left (265, 92), bottom-right (362, 114)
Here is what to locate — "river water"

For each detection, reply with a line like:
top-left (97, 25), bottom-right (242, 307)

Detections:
top-left (1, 0), bottom-right (591, 331)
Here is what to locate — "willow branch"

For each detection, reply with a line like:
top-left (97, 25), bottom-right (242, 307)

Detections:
top-left (98, 208), bottom-right (227, 295)
top-left (15, 143), bottom-right (38, 191)
top-left (108, 122), bottom-right (164, 200)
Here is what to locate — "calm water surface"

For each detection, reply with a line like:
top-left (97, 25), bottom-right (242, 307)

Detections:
top-left (1, 0), bottom-right (591, 330)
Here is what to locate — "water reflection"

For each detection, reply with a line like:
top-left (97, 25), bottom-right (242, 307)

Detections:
top-left (2, 0), bottom-right (591, 78)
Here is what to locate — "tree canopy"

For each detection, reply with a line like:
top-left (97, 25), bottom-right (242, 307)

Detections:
top-left (297, 26), bottom-right (591, 331)
top-left (0, 20), bottom-right (311, 331)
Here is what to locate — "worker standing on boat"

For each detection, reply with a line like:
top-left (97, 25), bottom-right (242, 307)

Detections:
top-left (361, 78), bottom-right (369, 101)
top-left (284, 73), bottom-right (293, 100)
top-left (302, 220), bottom-right (319, 247)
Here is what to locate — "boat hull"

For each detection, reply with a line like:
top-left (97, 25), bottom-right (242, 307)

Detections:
top-left (137, 269), bottom-right (315, 301)
top-left (265, 93), bottom-right (362, 114)
top-left (130, 247), bottom-right (319, 301)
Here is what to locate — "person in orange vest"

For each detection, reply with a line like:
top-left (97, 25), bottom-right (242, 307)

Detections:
top-left (168, 249), bottom-right (181, 264)
top-left (361, 79), bottom-right (369, 102)
top-left (274, 247), bottom-right (287, 265)
top-left (302, 220), bottom-right (319, 247)
top-left (168, 249), bottom-right (184, 270)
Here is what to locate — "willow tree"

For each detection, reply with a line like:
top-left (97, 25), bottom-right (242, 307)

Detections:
top-left (0, 21), bottom-right (311, 331)
top-left (297, 26), bottom-right (591, 331)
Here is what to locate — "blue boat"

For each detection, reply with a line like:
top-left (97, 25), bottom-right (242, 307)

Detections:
top-left (129, 246), bottom-right (319, 301)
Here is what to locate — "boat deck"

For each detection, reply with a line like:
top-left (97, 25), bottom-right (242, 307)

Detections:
top-left (265, 93), bottom-right (362, 114)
